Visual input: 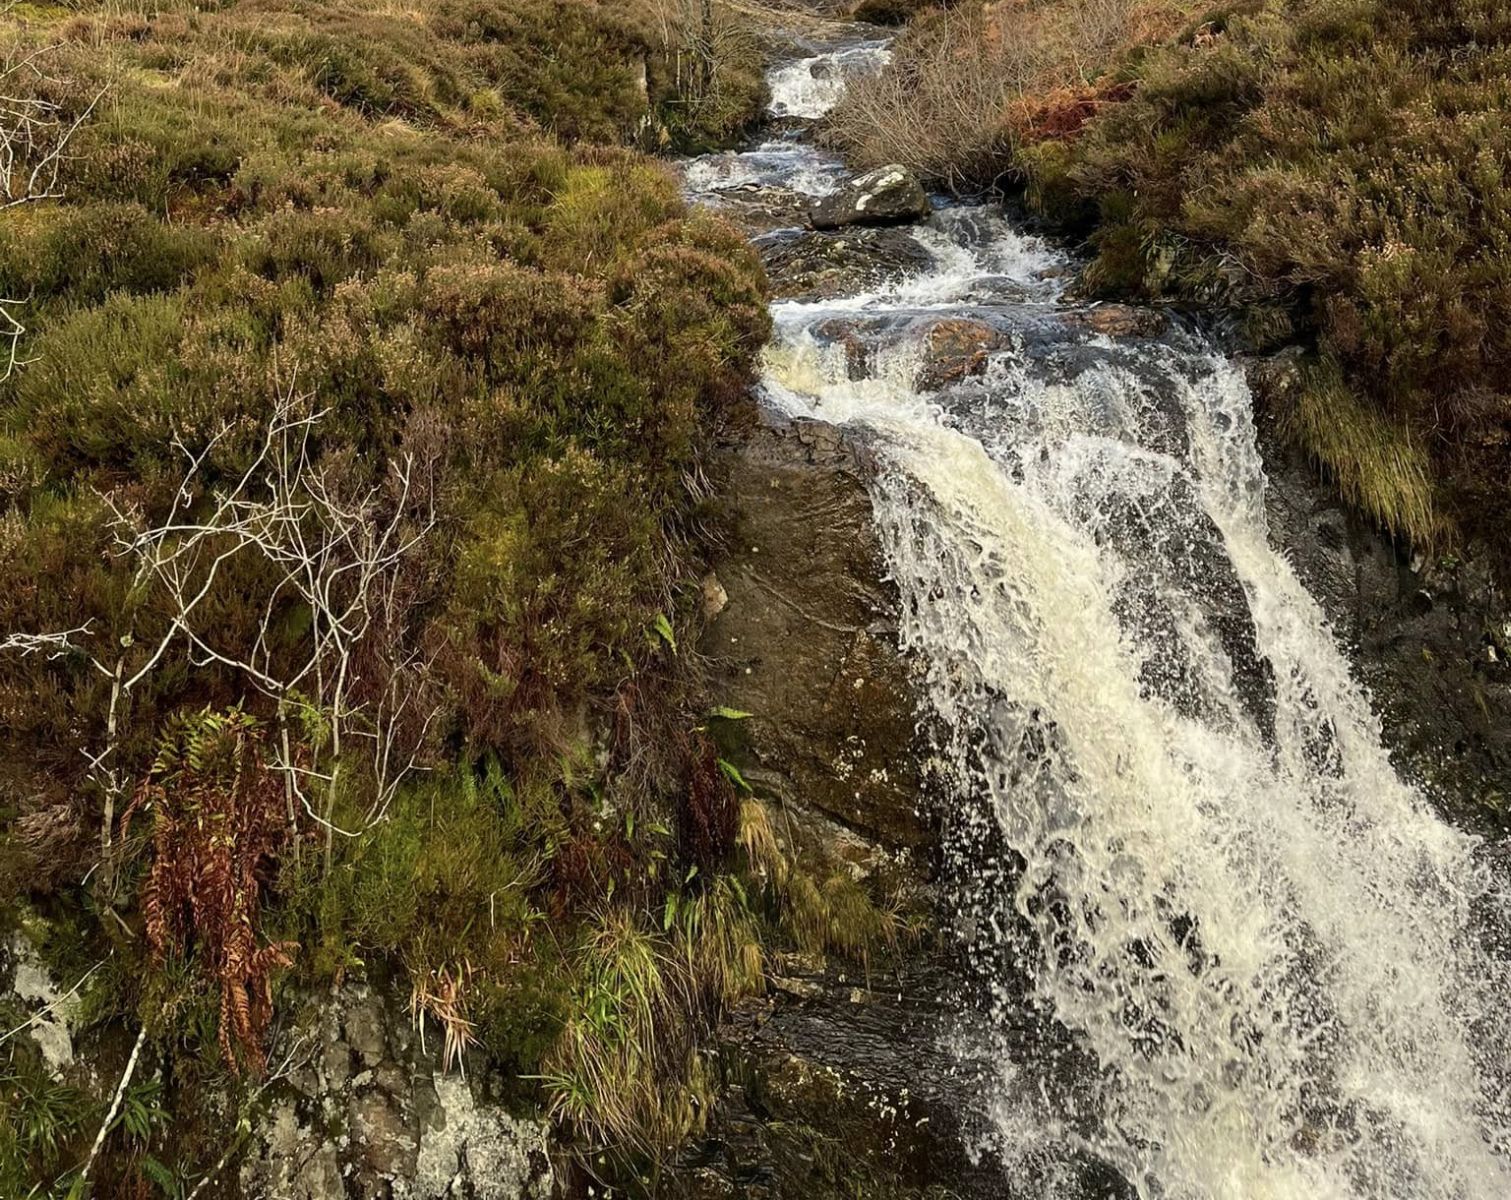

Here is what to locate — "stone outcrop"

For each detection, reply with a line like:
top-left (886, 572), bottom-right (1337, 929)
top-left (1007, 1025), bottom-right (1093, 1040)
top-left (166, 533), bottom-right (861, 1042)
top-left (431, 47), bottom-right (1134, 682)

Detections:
top-left (240, 982), bottom-right (553, 1200)
top-left (682, 416), bottom-right (1027, 1199)
top-left (702, 417), bottom-right (926, 850)
top-left (1059, 303), bottom-right (1170, 339)
top-left (914, 317), bottom-right (1011, 390)
top-left (810, 165), bottom-right (930, 230)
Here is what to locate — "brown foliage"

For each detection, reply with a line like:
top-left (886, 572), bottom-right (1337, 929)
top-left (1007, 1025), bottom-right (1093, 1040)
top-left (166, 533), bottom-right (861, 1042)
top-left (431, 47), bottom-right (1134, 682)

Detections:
top-left (1005, 78), bottom-right (1135, 142)
top-left (679, 736), bottom-right (737, 874)
top-left (122, 708), bottom-right (294, 1074)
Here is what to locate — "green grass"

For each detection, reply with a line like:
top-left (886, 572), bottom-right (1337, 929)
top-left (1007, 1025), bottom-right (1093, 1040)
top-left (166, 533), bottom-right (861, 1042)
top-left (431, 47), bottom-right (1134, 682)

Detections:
top-left (1283, 359), bottom-right (1442, 543)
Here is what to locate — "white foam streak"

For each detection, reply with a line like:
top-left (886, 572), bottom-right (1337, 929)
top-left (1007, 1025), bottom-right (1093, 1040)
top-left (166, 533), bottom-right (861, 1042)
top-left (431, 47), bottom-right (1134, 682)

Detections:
top-left (682, 141), bottom-right (847, 199)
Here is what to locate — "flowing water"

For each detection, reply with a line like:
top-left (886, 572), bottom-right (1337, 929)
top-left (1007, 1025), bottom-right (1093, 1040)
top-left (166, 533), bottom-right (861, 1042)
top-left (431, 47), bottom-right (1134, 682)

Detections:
top-left (684, 29), bottom-right (1511, 1200)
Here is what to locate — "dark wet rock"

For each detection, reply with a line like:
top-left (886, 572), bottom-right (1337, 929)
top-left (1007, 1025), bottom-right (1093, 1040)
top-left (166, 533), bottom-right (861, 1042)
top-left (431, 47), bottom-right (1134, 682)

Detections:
top-left (670, 952), bottom-right (1130, 1200)
top-left (668, 962), bottom-right (999, 1200)
top-left (1060, 303), bottom-right (1170, 339)
top-left (704, 185), bottom-right (827, 237)
top-left (689, 417), bottom-right (1014, 1198)
top-left (758, 225), bottom-right (933, 301)
top-left (703, 417), bottom-right (927, 848)
top-left (1249, 353), bottom-right (1511, 825)
top-left (810, 315), bottom-right (875, 379)
top-left (810, 164), bottom-right (930, 231)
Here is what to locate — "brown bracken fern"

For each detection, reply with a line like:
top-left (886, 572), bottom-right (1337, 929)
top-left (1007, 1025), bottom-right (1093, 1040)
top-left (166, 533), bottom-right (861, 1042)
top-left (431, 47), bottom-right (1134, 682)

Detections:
top-left (122, 707), bottom-right (294, 1074)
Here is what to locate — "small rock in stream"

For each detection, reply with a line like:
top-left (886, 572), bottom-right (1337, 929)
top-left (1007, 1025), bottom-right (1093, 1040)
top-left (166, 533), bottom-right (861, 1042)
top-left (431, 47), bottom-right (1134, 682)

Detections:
top-left (759, 225), bottom-right (933, 301)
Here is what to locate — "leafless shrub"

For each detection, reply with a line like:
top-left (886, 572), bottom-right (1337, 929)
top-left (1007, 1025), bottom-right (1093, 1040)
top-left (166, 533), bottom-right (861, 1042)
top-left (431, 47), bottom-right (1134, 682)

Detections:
top-left (2, 384), bottom-right (442, 886)
top-left (0, 38), bottom-right (104, 208)
top-left (0, 39), bottom-right (104, 377)
top-left (646, 0), bottom-right (762, 144)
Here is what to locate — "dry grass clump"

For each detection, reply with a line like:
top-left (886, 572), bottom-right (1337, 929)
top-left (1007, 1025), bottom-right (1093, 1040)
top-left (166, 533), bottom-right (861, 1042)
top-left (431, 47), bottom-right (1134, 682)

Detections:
top-left (1281, 359), bottom-right (1442, 545)
top-left (543, 883), bottom-right (764, 1153)
top-left (827, 0), bottom-right (1196, 188)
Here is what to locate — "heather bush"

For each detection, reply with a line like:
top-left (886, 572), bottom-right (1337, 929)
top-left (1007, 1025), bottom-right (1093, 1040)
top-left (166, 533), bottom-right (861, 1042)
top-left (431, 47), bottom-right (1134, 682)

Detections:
top-left (0, 0), bottom-right (771, 1179)
top-left (1026, 0), bottom-right (1511, 544)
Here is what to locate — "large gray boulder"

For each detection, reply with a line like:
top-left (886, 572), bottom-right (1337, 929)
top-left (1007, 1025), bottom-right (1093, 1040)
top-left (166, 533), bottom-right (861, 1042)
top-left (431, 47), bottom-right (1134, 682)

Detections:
top-left (810, 164), bottom-right (930, 230)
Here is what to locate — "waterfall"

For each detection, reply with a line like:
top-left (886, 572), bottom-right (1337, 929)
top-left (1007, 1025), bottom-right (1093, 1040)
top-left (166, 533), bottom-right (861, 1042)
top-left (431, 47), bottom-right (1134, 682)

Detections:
top-left (766, 41), bottom-right (891, 119)
top-left (687, 37), bottom-right (1511, 1200)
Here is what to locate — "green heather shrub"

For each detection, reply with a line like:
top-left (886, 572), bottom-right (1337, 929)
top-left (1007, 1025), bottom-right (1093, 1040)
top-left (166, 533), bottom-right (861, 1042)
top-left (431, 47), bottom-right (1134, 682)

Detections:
top-left (1031, 0), bottom-right (1511, 544)
top-left (0, 0), bottom-right (769, 1163)
top-left (0, 202), bottom-right (218, 305)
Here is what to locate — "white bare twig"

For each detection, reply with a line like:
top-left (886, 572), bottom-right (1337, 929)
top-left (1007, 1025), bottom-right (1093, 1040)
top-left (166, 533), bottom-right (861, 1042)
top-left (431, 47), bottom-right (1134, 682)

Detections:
top-left (78, 1023), bottom-right (146, 1190)
top-left (2, 384), bottom-right (441, 883)
top-left (1, 41), bottom-right (108, 210)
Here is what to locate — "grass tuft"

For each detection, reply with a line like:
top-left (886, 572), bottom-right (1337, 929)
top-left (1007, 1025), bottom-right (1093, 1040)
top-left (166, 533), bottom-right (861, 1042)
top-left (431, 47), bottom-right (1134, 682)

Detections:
top-left (1284, 360), bottom-right (1442, 546)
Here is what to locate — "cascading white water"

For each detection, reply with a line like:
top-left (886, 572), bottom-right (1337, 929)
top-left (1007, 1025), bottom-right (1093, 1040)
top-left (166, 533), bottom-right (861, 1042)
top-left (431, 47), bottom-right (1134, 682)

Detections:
top-left (766, 42), bottom-right (891, 118)
top-left (689, 31), bottom-right (1511, 1200)
top-left (682, 140), bottom-right (848, 199)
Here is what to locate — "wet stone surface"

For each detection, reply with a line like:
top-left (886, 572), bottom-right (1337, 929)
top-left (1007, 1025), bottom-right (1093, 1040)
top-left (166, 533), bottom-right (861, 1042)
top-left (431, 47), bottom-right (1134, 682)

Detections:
top-left (757, 226), bottom-right (934, 301)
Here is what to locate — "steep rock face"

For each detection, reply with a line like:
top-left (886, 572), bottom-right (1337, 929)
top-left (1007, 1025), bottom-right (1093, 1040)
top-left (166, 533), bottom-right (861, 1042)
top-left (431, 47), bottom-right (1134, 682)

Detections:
top-left (684, 417), bottom-right (1007, 1199)
top-left (702, 417), bottom-right (926, 850)
top-left (1250, 356), bottom-right (1511, 821)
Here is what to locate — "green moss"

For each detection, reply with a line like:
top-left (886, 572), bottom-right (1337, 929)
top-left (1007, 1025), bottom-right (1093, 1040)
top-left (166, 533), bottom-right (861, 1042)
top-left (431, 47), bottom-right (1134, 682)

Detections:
top-left (295, 759), bottom-right (550, 980)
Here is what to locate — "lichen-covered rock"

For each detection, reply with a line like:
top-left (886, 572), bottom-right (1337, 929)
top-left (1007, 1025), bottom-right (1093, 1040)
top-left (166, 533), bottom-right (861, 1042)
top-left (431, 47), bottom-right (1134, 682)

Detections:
top-left (4, 931), bottom-right (81, 1075)
top-left (757, 226), bottom-right (934, 301)
top-left (240, 982), bottom-right (553, 1200)
top-left (810, 165), bottom-right (930, 231)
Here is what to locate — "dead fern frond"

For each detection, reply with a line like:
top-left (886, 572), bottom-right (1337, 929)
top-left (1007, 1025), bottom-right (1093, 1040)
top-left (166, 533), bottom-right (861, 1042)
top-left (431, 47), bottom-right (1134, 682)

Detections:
top-left (123, 707), bottom-right (294, 1075)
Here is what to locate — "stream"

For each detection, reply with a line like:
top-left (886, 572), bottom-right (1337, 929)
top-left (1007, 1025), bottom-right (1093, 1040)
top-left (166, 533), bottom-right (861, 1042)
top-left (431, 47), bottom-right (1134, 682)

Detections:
top-left (682, 25), bottom-right (1511, 1200)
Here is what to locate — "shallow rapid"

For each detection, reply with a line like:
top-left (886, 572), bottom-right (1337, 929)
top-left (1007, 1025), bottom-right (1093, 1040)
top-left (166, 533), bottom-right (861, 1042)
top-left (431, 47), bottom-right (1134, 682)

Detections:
top-left (685, 30), bottom-right (1511, 1200)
